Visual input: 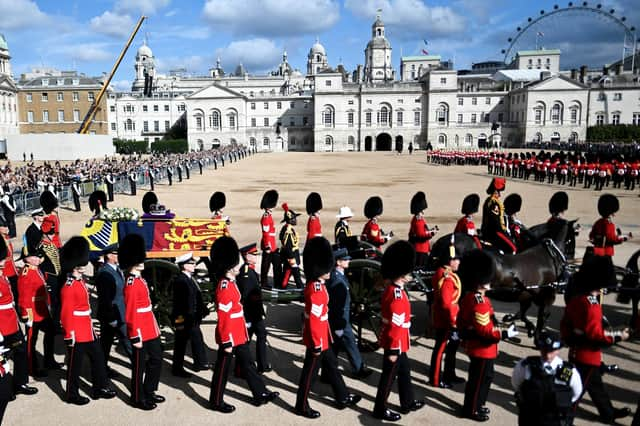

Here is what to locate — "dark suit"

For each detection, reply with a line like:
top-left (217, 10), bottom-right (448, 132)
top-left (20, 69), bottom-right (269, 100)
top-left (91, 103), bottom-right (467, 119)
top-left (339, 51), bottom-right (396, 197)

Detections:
top-left (236, 263), bottom-right (269, 371)
top-left (96, 264), bottom-right (132, 368)
top-left (23, 223), bottom-right (42, 253)
top-left (170, 271), bottom-right (208, 372)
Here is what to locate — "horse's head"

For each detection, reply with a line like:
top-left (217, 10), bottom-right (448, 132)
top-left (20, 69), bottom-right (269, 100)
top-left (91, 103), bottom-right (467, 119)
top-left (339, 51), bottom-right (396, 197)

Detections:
top-left (546, 219), bottom-right (577, 260)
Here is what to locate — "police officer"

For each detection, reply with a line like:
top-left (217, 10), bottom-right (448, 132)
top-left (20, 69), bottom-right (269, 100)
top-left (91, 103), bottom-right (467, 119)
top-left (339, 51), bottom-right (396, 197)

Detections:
top-left (259, 190), bottom-right (281, 289)
top-left (171, 253), bottom-right (210, 378)
top-left (481, 177), bottom-right (516, 254)
top-left (408, 191), bottom-right (437, 268)
top-left (334, 206), bottom-right (354, 248)
top-left (372, 240), bottom-right (424, 422)
top-left (207, 236), bottom-right (279, 414)
top-left (361, 196), bottom-right (392, 248)
top-left (279, 203), bottom-right (303, 289)
top-left (512, 330), bottom-right (582, 426)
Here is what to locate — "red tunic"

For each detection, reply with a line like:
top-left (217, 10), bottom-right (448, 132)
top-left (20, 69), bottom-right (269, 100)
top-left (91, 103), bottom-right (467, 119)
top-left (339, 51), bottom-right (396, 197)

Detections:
top-left (361, 219), bottom-right (386, 247)
top-left (60, 276), bottom-right (96, 343)
top-left (306, 215), bottom-right (322, 242)
top-left (124, 274), bottom-right (160, 344)
top-left (260, 212), bottom-right (277, 251)
top-left (302, 279), bottom-right (332, 351)
top-left (408, 215), bottom-right (433, 254)
top-left (212, 214), bottom-right (230, 237)
top-left (0, 276), bottom-right (19, 337)
top-left (215, 278), bottom-right (247, 348)
top-left (18, 266), bottom-right (49, 322)
top-left (45, 213), bottom-right (62, 248)
top-left (561, 294), bottom-right (614, 366)
top-left (431, 266), bottom-right (461, 329)
top-left (2, 238), bottom-right (17, 279)
top-left (379, 283), bottom-right (411, 353)
top-left (589, 217), bottom-right (624, 257)
top-left (458, 292), bottom-right (501, 359)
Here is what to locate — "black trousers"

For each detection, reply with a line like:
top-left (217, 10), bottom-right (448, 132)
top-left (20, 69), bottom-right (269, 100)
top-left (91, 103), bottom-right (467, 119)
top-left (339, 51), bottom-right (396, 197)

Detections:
top-left (0, 373), bottom-right (9, 424)
top-left (172, 323), bottom-right (208, 372)
top-left (429, 328), bottom-right (459, 385)
top-left (73, 193), bottom-right (81, 212)
top-left (106, 183), bottom-right (114, 201)
top-left (209, 343), bottom-right (266, 407)
top-left (199, 165), bottom-right (203, 175)
top-left (100, 321), bottom-right (132, 369)
top-left (248, 320), bottom-right (269, 371)
top-left (573, 362), bottom-right (614, 420)
top-left (260, 250), bottom-right (281, 288)
top-left (3, 331), bottom-right (28, 389)
top-left (295, 348), bottom-right (347, 412)
top-left (168, 175), bottom-right (172, 186)
top-left (415, 252), bottom-right (429, 269)
top-left (66, 340), bottom-right (109, 399)
top-left (130, 181), bottom-right (136, 196)
top-left (149, 177), bottom-right (154, 191)
top-left (26, 318), bottom-right (56, 373)
top-left (373, 351), bottom-right (415, 415)
top-left (130, 338), bottom-right (162, 404)
top-left (463, 357), bottom-right (494, 416)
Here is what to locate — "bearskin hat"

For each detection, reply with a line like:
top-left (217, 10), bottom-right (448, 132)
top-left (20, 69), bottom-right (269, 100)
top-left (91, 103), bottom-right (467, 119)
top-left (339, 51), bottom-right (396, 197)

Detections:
top-left (410, 191), bottom-right (427, 215)
top-left (381, 240), bottom-right (415, 280)
top-left (118, 233), bottom-right (147, 270)
top-left (260, 189), bottom-right (279, 210)
top-left (305, 192), bottom-right (323, 215)
top-left (0, 234), bottom-right (7, 260)
top-left (364, 196), bottom-right (383, 219)
top-left (486, 177), bottom-right (506, 195)
top-left (39, 190), bottom-right (58, 214)
top-left (575, 255), bottom-right (615, 292)
top-left (303, 237), bottom-right (334, 281)
top-left (461, 194), bottom-right (480, 215)
top-left (281, 203), bottom-right (301, 224)
top-left (88, 190), bottom-right (107, 214)
top-left (548, 191), bottom-right (569, 215)
top-left (209, 191), bottom-right (226, 212)
top-left (597, 194), bottom-right (619, 217)
top-left (142, 191), bottom-right (158, 214)
top-left (60, 236), bottom-right (89, 272)
top-left (209, 236), bottom-right (240, 277)
top-left (503, 193), bottom-right (522, 216)
top-left (460, 249), bottom-right (495, 288)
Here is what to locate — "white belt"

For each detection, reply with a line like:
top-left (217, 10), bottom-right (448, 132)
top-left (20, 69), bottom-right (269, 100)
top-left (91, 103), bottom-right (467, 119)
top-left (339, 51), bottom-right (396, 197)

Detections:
top-left (230, 311), bottom-right (244, 319)
top-left (137, 305), bottom-right (152, 313)
top-left (268, 233), bottom-right (276, 236)
top-left (381, 318), bottom-right (411, 328)
top-left (0, 302), bottom-right (15, 310)
top-left (73, 309), bottom-right (91, 316)
top-left (303, 313), bottom-right (329, 322)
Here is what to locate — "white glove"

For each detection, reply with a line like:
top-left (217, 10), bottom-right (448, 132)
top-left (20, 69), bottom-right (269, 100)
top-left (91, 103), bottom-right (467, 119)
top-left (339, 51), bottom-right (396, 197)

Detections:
top-left (502, 324), bottom-right (519, 339)
top-left (26, 320), bottom-right (33, 328)
top-left (0, 359), bottom-right (11, 377)
top-left (335, 329), bottom-right (344, 338)
top-left (246, 322), bottom-right (252, 329)
top-left (109, 320), bottom-right (118, 328)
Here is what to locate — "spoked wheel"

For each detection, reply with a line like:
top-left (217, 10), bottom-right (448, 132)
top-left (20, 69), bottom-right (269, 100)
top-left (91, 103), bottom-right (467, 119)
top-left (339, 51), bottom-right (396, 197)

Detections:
top-left (347, 259), bottom-right (385, 351)
top-left (142, 259), bottom-right (179, 328)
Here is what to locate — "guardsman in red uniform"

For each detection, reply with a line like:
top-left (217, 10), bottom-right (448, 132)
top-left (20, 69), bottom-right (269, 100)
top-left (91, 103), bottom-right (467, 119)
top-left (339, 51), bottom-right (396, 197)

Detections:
top-left (408, 191), bottom-right (437, 268)
top-left (305, 192), bottom-right (323, 247)
top-left (209, 191), bottom-right (230, 237)
top-left (361, 196), bottom-right (392, 248)
top-left (18, 245), bottom-right (58, 376)
top-left (561, 256), bottom-right (631, 423)
top-left (455, 194), bottom-right (482, 249)
top-left (208, 236), bottom-right (278, 414)
top-left (295, 237), bottom-right (360, 419)
top-left (259, 190), bottom-right (280, 289)
top-left (334, 206), bottom-right (354, 248)
top-left (503, 194), bottom-right (524, 251)
top-left (548, 191), bottom-right (569, 225)
top-left (373, 241), bottom-right (424, 422)
top-left (481, 178), bottom-right (516, 254)
top-left (0, 215), bottom-right (19, 303)
top-left (279, 203), bottom-right (303, 289)
top-left (459, 250), bottom-right (518, 422)
top-left (429, 237), bottom-right (463, 388)
top-left (589, 194), bottom-right (631, 258)
top-left (0, 237), bottom-right (38, 399)
top-left (120, 233), bottom-right (163, 411)
top-left (625, 160), bottom-right (638, 190)
top-left (39, 190), bottom-right (61, 248)
top-left (59, 237), bottom-right (115, 405)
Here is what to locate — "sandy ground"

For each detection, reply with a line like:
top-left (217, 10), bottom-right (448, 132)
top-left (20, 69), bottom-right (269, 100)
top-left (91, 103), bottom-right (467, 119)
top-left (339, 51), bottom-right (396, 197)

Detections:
top-left (4, 151), bottom-right (640, 425)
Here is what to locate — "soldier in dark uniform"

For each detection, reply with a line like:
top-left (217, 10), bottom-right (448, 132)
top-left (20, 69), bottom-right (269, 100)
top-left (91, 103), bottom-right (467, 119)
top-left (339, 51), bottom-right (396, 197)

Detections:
top-left (185, 161), bottom-right (190, 179)
top-left (198, 159), bottom-right (204, 175)
top-left (71, 179), bottom-right (81, 212)
top-left (171, 253), bottom-right (210, 378)
top-left (128, 171), bottom-right (137, 196)
top-left (1, 185), bottom-right (17, 238)
top-left (236, 243), bottom-right (271, 373)
top-left (334, 206), bottom-right (354, 248)
top-left (177, 163), bottom-right (182, 182)
top-left (148, 168), bottom-right (155, 191)
top-left (167, 165), bottom-right (173, 186)
top-left (105, 173), bottom-right (115, 202)
top-left (372, 240), bottom-right (424, 422)
top-left (481, 177), bottom-right (516, 254)
top-left (279, 203), bottom-right (303, 289)
top-left (503, 194), bottom-right (524, 251)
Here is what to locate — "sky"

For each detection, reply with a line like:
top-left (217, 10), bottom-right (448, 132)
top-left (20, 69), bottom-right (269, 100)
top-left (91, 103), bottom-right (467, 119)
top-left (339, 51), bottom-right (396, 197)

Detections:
top-left (1, 0), bottom-right (639, 91)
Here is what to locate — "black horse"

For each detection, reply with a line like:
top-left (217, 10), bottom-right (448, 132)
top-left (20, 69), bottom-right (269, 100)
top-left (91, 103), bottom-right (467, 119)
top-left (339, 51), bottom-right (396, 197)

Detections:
top-left (617, 249), bottom-right (640, 330)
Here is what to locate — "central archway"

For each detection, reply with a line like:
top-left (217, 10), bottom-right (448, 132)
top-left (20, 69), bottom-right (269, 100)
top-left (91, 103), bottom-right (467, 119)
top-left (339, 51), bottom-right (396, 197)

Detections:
top-left (395, 135), bottom-right (404, 153)
top-left (376, 133), bottom-right (392, 151)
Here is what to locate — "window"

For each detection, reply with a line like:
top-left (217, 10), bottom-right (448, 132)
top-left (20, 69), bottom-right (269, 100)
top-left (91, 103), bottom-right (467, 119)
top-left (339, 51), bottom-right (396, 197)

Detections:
top-left (633, 113), bottom-right (640, 126)
top-left (41, 93), bottom-right (48, 102)
top-left (440, 77), bottom-right (447, 84)
top-left (263, 138), bottom-right (269, 147)
top-left (229, 114), bottom-right (236, 129)
top-left (347, 112), bottom-right (354, 127)
top-left (457, 114), bottom-right (463, 123)
top-left (42, 79), bottom-right (49, 86)
top-left (366, 99), bottom-right (372, 104)
top-left (111, 123), bottom-right (116, 131)
top-left (612, 113), bottom-right (620, 125)
top-left (209, 111), bottom-right (220, 129)
top-left (264, 102), bottom-right (269, 110)
top-left (164, 120), bottom-right (170, 131)
top-left (598, 93), bottom-right (606, 101)
top-left (458, 98), bottom-right (463, 106)
top-left (195, 116), bottom-right (203, 131)
top-left (276, 101), bottom-right (282, 110)
top-left (325, 80), bottom-right (332, 87)
top-left (613, 93), bottom-right (622, 101)
top-left (249, 137), bottom-right (256, 147)
top-left (471, 97), bottom-right (477, 105)
top-left (365, 111), bottom-right (372, 127)
top-left (142, 105), bottom-right (148, 112)
top-left (471, 113), bottom-right (477, 123)
top-left (154, 121), bottom-right (160, 132)
top-left (251, 102), bottom-right (256, 110)
top-left (264, 117), bottom-right (269, 127)
top-left (290, 118), bottom-right (295, 127)
top-left (110, 105), bottom-right (116, 112)
top-left (88, 92), bottom-right (95, 102)
top-left (396, 111), bottom-right (403, 126)
top-left (323, 107), bottom-right (334, 127)
top-left (498, 112), bottom-right (504, 122)
top-left (436, 104), bottom-right (448, 124)
top-left (551, 103), bottom-right (562, 124)
top-left (570, 108), bottom-right (578, 124)
top-left (414, 111), bottom-right (421, 126)
top-left (325, 136), bottom-right (332, 146)
top-left (57, 92), bottom-right (63, 102)
top-left (26, 93), bottom-right (32, 103)
top-left (347, 100), bottom-right (353, 105)
top-left (73, 109), bottom-right (80, 122)
top-left (153, 104), bottom-right (159, 112)
top-left (465, 134), bottom-right (473, 144)
top-left (378, 106), bottom-right (389, 126)
top-left (27, 111), bottom-right (34, 123)
top-left (484, 113), bottom-right (490, 123)
top-left (143, 121), bottom-right (149, 132)
top-left (251, 118), bottom-right (256, 127)
top-left (398, 99), bottom-right (403, 104)
top-left (289, 101), bottom-right (295, 109)
top-left (57, 110), bottom-right (64, 122)
top-left (485, 97), bottom-right (491, 105)
top-left (303, 116), bottom-right (309, 126)
top-left (438, 134), bottom-right (446, 145)
top-left (164, 104), bottom-right (169, 112)
top-left (348, 136), bottom-right (355, 145)
top-left (534, 108), bottom-right (542, 124)
top-left (178, 103), bottom-right (186, 112)
top-left (596, 114), bottom-right (605, 125)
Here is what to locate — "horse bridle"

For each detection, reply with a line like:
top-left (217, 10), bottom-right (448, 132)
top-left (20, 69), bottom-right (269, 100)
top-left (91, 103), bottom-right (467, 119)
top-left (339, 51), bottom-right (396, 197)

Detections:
top-left (542, 238), bottom-right (567, 280)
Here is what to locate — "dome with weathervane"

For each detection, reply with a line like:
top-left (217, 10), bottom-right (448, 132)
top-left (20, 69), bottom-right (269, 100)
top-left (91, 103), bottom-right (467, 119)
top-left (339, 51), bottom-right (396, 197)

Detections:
top-left (309, 40), bottom-right (326, 56)
top-left (137, 42), bottom-right (153, 58)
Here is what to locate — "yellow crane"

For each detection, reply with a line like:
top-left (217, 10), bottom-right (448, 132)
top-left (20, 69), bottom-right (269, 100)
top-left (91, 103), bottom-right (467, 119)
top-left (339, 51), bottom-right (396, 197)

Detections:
top-left (78, 16), bottom-right (146, 134)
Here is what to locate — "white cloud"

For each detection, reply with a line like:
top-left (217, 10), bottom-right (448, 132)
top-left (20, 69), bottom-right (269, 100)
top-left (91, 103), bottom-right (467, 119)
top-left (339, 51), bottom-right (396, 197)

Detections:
top-left (214, 38), bottom-right (282, 73)
top-left (56, 43), bottom-right (114, 62)
top-left (156, 55), bottom-right (210, 74)
top-left (164, 9), bottom-right (178, 17)
top-left (344, 0), bottom-right (466, 39)
top-left (90, 11), bottom-right (135, 38)
top-left (115, 0), bottom-right (171, 15)
top-left (202, 0), bottom-right (340, 37)
top-left (0, 0), bottom-right (48, 30)
top-left (109, 79), bottom-right (133, 91)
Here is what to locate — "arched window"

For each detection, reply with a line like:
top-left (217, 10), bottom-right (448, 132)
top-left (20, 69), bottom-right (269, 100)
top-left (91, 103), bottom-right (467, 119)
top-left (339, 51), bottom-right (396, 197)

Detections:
top-left (249, 137), bottom-right (256, 147)
top-left (125, 119), bottom-right (134, 131)
top-left (325, 135), bottom-right (333, 145)
top-left (227, 110), bottom-right (237, 130)
top-left (569, 132), bottom-right (578, 143)
top-left (378, 105), bottom-right (390, 126)
top-left (209, 110), bottom-right (220, 130)
top-left (347, 136), bottom-right (355, 145)
top-left (551, 103), bottom-right (563, 124)
top-left (534, 132), bottom-right (542, 143)
top-left (533, 103), bottom-right (546, 125)
top-left (465, 134), bottom-right (473, 144)
top-left (455, 135), bottom-right (460, 146)
top-left (438, 134), bottom-right (447, 145)
top-left (211, 139), bottom-right (221, 148)
top-left (263, 137), bottom-right (270, 147)
top-left (436, 103), bottom-right (448, 125)
top-left (197, 139), bottom-right (204, 151)
top-left (316, 55), bottom-right (321, 62)
top-left (322, 106), bottom-right (334, 127)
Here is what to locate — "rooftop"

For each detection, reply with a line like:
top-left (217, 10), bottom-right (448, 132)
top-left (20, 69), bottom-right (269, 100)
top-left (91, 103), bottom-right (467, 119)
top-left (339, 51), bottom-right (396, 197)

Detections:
top-left (493, 69), bottom-right (555, 82)
top-left (401, 55), bottom-right (441, 61)
top-left (516, 49), bottom-right (561, 57)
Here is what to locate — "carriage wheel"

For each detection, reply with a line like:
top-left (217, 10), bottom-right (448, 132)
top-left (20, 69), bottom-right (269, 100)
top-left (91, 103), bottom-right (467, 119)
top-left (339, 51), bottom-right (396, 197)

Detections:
top-left (347, 259), bottom-right (385, 351)
top-left (142, 259), bottom-right (180, 329)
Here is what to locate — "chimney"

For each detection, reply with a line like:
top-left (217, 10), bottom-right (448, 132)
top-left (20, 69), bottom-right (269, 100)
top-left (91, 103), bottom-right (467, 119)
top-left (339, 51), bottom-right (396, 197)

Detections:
top-left (579, 65), bottom-right (587, 83)
top-left (570, 68), bottom-right (577, 80)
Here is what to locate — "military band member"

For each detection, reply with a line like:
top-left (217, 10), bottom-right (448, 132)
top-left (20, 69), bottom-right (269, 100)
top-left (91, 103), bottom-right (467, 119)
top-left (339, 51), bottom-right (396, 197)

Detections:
top-left (459, 250), bottom-right (518, 422)
top-left (128, 171), bottom-right (137, 196)
top-left (279, 203), bottom-right (303, 289)
top-left (95, 243), bottom-right (132, 375)
top-left (373, 240), bottom-right (424, 422)
top-left (88, 190), bottom-right (108, 218)
top-left (105, 173), bottom-right (115, 202)
top-left (361, 196), bottom-right (392, 248)
top-left (236, 243), bottom-right (271, 373)
top-left (481, 177), bottom-right (516, 254)
top-left (295, 237), bottom-right (361, 419)
top-left (305, 192), bottom-right (323, 247)
top-left (120, 234), bottom-right (164, 411)
top-left (59, 237), bottom-right (116, 405)
top-left (429, 238), bottom-right (463, 389)
top-left (39, 190), bottom-right (61, 248)
top-left (561, 256), bottom-right (631, 424)
top-left (455, 194), bottom-right (482, 249)
top-left (171, 253), bottom-right (210, 378)
top-left (208, 236), bottom-right (279, 413)
top-left (334, 206), bottom-right (354, 248)
top-left (259, 190), bottom-right (281, 289)
top-left (589, 194), bottom-right (631, 258)
top-left (71, 179), bottom-right (81, 212)
top-left (209, 191), bottom-right (230, 237)
top-left (408, 191), bottom-right (437, 268)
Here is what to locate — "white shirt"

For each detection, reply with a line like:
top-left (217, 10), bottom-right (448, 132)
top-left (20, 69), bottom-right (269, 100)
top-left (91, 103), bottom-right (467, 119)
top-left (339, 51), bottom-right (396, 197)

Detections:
top-left (511, 355), bottom-right (583, 402)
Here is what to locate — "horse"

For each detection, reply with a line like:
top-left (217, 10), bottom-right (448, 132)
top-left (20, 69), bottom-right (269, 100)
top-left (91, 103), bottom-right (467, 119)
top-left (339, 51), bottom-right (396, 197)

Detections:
top-left (617, 249), bottom-right (640, 331)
